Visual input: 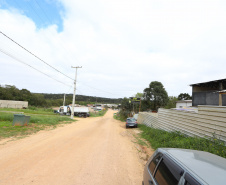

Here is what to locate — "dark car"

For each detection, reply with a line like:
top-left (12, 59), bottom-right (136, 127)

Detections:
top-left (143, 148), bottom-right (226, 185)
top-left (126, 117), bottom-right (137, 128)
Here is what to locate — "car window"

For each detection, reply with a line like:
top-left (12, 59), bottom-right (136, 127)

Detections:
top-left (127, 120), bottom-right (134, 123)
top-left (154, 156), bottom-right (184, 185)
top-left (184, 173), bottom-right (201, 185)
top-left (148, 153), bottom-right (163, 174)
top-left (127, 118), bottom-right (135, 122)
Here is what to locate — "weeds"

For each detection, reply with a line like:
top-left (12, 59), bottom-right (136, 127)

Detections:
top-left (0, 107), bottom-right (55, 115)
top-left (0, 111), bottom-right (73, 140)
top-left (113, 113), bottom-right (126, 122)
top-left (90, 110), bottom-right (107, 117)
top-left (138, 124), bottom-right (226, 158)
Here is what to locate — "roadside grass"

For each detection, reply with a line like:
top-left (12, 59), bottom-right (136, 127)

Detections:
top-left (138, 124), bottom-right (226, 158)
top-left (132, 133), bottom-right (148, 146)
top-left (113, 113), bottom-right (125, 122)
top-left (0, 107), bottom-right (55, 115)
top-left (0, 111), bottom-right (73, 140)
top-left (90, 109), bottom-right (108, 117)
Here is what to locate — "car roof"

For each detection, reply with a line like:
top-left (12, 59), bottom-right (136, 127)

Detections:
top-left (158, 148), bottom-right (226, 185)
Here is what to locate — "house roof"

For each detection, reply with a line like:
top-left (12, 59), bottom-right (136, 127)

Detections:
top-left (176, 100), bottom-right (192, 103)
top-left (190, 78), bottom-right (226, 87)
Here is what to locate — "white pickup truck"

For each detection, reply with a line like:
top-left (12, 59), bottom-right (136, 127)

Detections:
top-left (57, 105), bottom-right (90, 118)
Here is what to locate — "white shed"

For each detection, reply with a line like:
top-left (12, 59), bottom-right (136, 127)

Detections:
top-left (176, 100), bottom-right (192, 108)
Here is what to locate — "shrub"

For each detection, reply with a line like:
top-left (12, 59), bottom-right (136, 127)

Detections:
top-left (139, 124), bottom-right (226, 158)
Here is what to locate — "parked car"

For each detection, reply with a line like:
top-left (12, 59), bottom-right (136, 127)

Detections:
top-left (126, 117), bottom-right (137, 128)
top-left (143, 148), bottom-right (226, 185)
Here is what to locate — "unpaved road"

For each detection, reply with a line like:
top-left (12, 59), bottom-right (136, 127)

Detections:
top-left (0, 110), bottom-right (148, 185)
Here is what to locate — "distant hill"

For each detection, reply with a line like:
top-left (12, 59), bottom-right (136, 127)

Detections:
top-left (40, 93), bottom-right (122, 104)
top-left (0, 85), bottom-right (122, 107)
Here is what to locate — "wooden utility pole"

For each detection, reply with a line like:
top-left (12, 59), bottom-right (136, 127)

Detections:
top-left (139, 98), bottom-right (141, 112)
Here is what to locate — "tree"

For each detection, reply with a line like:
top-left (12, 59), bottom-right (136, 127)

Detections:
top-left (134, 92), bottom-right (143, 98)
top-left (178, 93), bottom-right (192, 100)
top-left (118, 97), bottom-right (133, 120)
top-left (165, 96), bottom-right (178, 109)
top-left (140, 99), bottom-right (151, 111)
top-left (144, 81), bottom-right (168, 111)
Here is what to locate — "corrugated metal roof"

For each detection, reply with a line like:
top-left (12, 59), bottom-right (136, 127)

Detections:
top-left (190, 78), bottom-right (226, 86)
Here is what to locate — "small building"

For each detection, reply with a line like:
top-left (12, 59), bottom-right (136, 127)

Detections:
top-left (190, 78), bottom-right (226, 106)
top-left (106, 104), bottom-right (118, 108)
top-left (0, 100), bottom-right (28, 109)
top-left (176, 100), bottom-right (192, 108)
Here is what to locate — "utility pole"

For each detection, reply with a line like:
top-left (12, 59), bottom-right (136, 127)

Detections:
top-left (71, 66), bottom-right (82, 119)
top-left (139, 98), bottom-right (141, 112)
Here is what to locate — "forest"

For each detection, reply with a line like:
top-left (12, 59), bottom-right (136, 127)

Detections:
top-left (0, 85), bottom-right (122, 107)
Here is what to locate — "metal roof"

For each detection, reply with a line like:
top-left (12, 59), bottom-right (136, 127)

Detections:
top-left (176, 100), bottom-right (192, 103)
top-left (190, 78), bottom-right (226, 86)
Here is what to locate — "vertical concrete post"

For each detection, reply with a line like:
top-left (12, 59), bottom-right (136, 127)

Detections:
top-left (219, 82), bottom-right (223, 91)
top-left (219, 93), bottom-right (222, 106)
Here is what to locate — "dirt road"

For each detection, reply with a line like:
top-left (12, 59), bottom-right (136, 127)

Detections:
top-left (0, 110), bottom-right (148, 185)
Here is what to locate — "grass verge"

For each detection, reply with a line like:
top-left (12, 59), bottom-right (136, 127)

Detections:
top-left (138, 124), bottom-right (226, 158)
top-left (113, 113), bottom-right (125, 122)
top-left (0, 107), bottom-right (55, 115)
top-left (0, 111), bottom-right (73, 140)
top-left (90, 109), bottom-right (108, 117)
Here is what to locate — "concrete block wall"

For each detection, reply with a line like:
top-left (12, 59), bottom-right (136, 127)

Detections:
top-left (0, 100), bottom-right (28, 109)
top-left (137, 112), bottom-right (158, 128)
top-left (137, 106), bottom-right (226, 142)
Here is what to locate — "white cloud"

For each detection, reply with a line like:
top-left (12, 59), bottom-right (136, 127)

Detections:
top-left (1, 0), bottom-right (226, 98)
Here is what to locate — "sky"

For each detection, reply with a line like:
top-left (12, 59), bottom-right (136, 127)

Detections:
top-left (0, 0), bottom-right (226, 99)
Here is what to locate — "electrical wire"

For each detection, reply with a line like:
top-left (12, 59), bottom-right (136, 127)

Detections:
top-left (2, 2), bottom-right (120, 97)
top-left (0, 48), bottom-right (71, 87)
top-left (28, 0), bottom-right (79, 63)
top-left (33, 0), bottom-right (56, 27)
top-left (0, 3), bottom-right (126, 97)
top-left (0, 30), bottom-right (74, 81)
top-left (0, 31), bottom-right (120, 96)
top-left (77, 81), bottom-right (119, 96)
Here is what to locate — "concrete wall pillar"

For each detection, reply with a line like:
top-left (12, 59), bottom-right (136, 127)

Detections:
top-left (219, 93), bottom-right (222, 106)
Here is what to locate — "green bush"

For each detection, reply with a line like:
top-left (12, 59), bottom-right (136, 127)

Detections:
top-left (138, 124), bottom-right (226, 158)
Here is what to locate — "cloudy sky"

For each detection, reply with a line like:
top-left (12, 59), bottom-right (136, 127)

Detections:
top-left (0, 0), bottom-right (226, 99)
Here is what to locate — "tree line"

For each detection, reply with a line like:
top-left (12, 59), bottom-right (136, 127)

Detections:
top-left (119, 81), bottom-right (192, 119)
top-left (0, 85), bottom-right (122, 107)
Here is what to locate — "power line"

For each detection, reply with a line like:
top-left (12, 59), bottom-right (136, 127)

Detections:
top-left (77, 81), bottom-right (118, 96)
top-left (33, 0), bottom-right (56, 27)
top-left (26, 0), bottom-right (79, 63)
top-left (1, 4), bottom-right (118, 97)
top-left (0, 48), bottom-right (71, 87)
top-left (0, 30), bottom-right (74, 81)
top-left (0, 31), bottom-right (119, 96)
